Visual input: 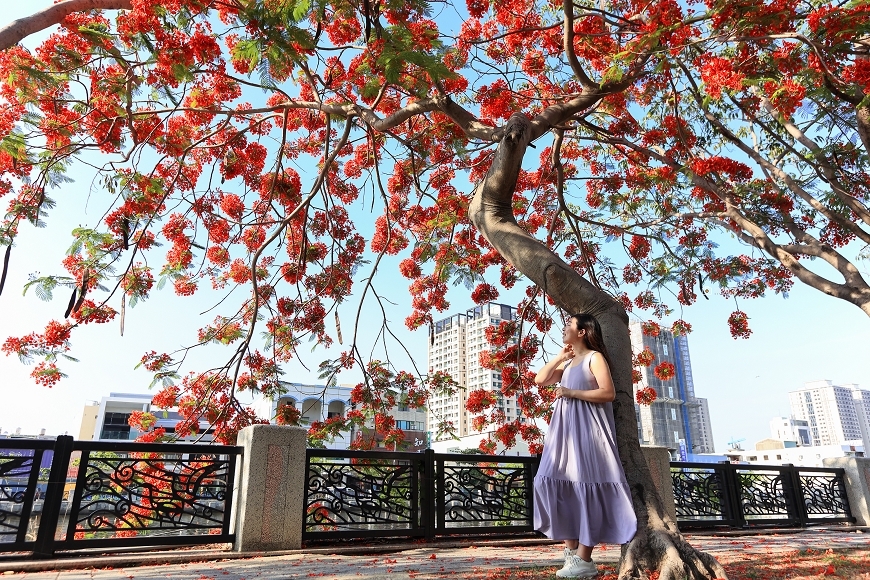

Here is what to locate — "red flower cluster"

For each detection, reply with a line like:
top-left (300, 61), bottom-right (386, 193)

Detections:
top-left (641, 321), bottom-right (661, 337)
top-left (671, 319), bottom-right (693, 336)
top-left (697, 55), bottom-right (745, 100)
top-left (466, 389), bottom-right (497, 414)
top-left (633, 348), bottom-right (655, 367)
top-left (636, 387), bottom-right (657, 406)
top-left (470, 282), bottom-right (499, 304)
top-left (728, 310), bottom-right (752, 339)
top-left (653, 361), bottom-right (676, 381)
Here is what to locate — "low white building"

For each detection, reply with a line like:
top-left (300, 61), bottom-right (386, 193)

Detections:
top-left (769, 416), bottom-right (811, 446)
top-left (724, 442), bottom-right (865, 467)
top-left (260, 382), bottom-right (354, 450)
top-left (81, 392), bottom-right (212, 442)
top-left (429, 432), bottom-right (533, 456)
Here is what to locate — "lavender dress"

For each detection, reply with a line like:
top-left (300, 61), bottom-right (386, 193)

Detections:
top-left (533, 351), bottom-right (637, 545)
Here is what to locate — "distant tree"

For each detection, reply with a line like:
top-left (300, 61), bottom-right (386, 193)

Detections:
top-left (1, 1), bottom-right (868, 577)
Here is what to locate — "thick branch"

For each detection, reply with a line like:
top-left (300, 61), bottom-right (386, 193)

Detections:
top-left (857, 104), bottom-right (870, 159)
top-left (563, 0), bottom-right (598, 90)
top-left (0, 0), bottom-right (133, 51)
top-left (754, 92), bottom-right (870, 228)
top-left (469, 114), bottom-right (618, 319)
top-left (432, 93), bottom-right (503, 141)
top-left (696, 95), bottom-right (870, 246)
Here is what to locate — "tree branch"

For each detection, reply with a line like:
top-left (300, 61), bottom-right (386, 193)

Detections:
top-left (0, 0), bottom-right (133, 51)
top-left (563, 0), bottom-right (598, 90)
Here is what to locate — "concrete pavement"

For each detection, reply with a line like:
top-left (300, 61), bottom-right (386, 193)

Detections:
top-left (2, 528), bottom-right (868, 579)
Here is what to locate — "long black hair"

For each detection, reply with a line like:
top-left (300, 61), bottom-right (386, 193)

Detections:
top-left (570, 312), bottom-right (612, 368)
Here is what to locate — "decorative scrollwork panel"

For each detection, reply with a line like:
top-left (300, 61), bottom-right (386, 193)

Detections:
top-left (439, 462), bottom-right (529, 527)
top-left (736, 470), bottom-right (792, 520)
top-left (0, 452), bottom-right (40, 544)
top-left (800, 473), bottom-right (850, 517)
top-left (69, 452), bottom-right (232, 541)
top-left (305, 459), bottom-right (417, 532)
top-left (671, 468), bottom-right (726, 520)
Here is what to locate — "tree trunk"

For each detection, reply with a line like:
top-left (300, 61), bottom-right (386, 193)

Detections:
top-left (468, 113), bottom-right (728, 580)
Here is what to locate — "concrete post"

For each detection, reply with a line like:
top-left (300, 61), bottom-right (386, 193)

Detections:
top-left (641, 446), bottom-right (677, 522)
top-left (822, 456), bottom-right (870, 526)
top-left (234, 425), bottom-right (308, 552)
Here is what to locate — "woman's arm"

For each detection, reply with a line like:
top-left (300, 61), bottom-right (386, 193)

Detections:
top-left (555, 352), bottom-right (616, 403)
top-left (534, 345), bottom-right (572, 386)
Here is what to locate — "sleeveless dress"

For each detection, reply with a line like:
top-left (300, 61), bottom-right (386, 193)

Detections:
top-left (533, 351), bottom-right (637, 545)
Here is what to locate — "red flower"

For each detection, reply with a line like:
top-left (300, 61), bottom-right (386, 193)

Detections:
top-left (466, 389), bottom-right (497, 413)
top-left (671, 319), bottom-right (692, 336)
top-left (220, 194), bottom-right (245, 220)
top-left (633, 348), bottom-right (655, 367)
top-left (654, 361), bottom-right (676, 381)
top-left (697, 55), bottom-right (745, 100)
top-left (399, 258), bottom-right (421, 279)
top-left (470, 283), bottom-right (499, 304)
top-left (728, 310), bottom-right (752, 339)
top-left (628, 235), bottom-right (651, 260)
top-left (636, 387), bottom-right (657, 405)
top-left (641, 321), bottom-right (661, 337)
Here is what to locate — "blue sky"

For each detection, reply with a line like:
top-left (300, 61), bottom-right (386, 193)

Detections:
top-left (1, 2), bottom-right (869, 454)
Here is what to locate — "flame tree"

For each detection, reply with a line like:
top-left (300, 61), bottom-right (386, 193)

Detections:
top-left (1, 0), bottom-right (868, 577)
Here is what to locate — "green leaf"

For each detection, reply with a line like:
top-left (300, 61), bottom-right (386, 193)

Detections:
top-left (232, 39), bottom-right (262, 71)
top-left (292, 0), bottom-right (311, 22)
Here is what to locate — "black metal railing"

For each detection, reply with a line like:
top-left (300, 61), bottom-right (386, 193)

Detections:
top-left (1, 435), bottom-right (241, 558)
top-left (303, 448), bottom-right (539, 540)
top-left (0, 439), bottom-right (54, 552)
top-left (671, 462), bottom-right (854, 528)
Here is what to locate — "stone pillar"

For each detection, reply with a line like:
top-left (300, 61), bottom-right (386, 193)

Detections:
top-left (641, 446), bottom-right (676, 522)
top-left (822, 456), bottom-right (870, 526)
top-left (234, 425), bottom-right (308, 552)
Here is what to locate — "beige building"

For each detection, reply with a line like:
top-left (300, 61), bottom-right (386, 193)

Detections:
top-left (77, 403), bottom-right (99, 440)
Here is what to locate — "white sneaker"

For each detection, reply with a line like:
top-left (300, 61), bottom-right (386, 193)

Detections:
top-left (558, 547), bottom-right (577, 568)
top-left (555, 554), bottom-right (598, 578)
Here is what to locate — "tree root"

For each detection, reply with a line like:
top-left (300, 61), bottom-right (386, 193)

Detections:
top-left (618, 524), bottom-right (728, 580)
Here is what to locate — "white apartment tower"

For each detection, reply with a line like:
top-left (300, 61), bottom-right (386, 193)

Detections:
top-left (691, 398), bottom-right (716, 454)
top-left (428, 302), bottom-right (519, 440)
top-left (629, 322), bottom-right (715, 455)
top-left (789, 380), bottom-right (870, 448)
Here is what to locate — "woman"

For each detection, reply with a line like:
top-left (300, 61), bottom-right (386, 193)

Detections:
top-left (533, 313), bottom-right (637, 578)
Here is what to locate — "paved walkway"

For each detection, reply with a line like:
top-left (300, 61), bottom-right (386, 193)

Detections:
top-left (3, 529), bottom-right (868, 579)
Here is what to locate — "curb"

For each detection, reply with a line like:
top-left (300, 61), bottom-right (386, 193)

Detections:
top-left (1, 527), bottom-right (866, 574)
top-left (0, 537), bottom-right (561, 574)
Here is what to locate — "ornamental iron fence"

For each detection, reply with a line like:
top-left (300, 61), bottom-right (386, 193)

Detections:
top-left (0, 435), bottom-right (241, 558)
top-left (2, 438), bottom-right (859, 558)
top-left (303, 448), bottom-right (538, 540)
top-left (671, 462), bottom-right (854, 528)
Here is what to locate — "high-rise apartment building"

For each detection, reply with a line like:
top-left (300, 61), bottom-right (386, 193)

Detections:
top-left (690, 397), bottom-right (715, 454)
top-left (629, 322), bottom-right (714, 455)
top-left (428, 302), bottom-right (520, 441)
top-left (789, 380), bottom-right (870, 448)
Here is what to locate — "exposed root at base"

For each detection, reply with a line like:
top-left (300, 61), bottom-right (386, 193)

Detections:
top-left (618, 525), bottom-right (728, 580)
